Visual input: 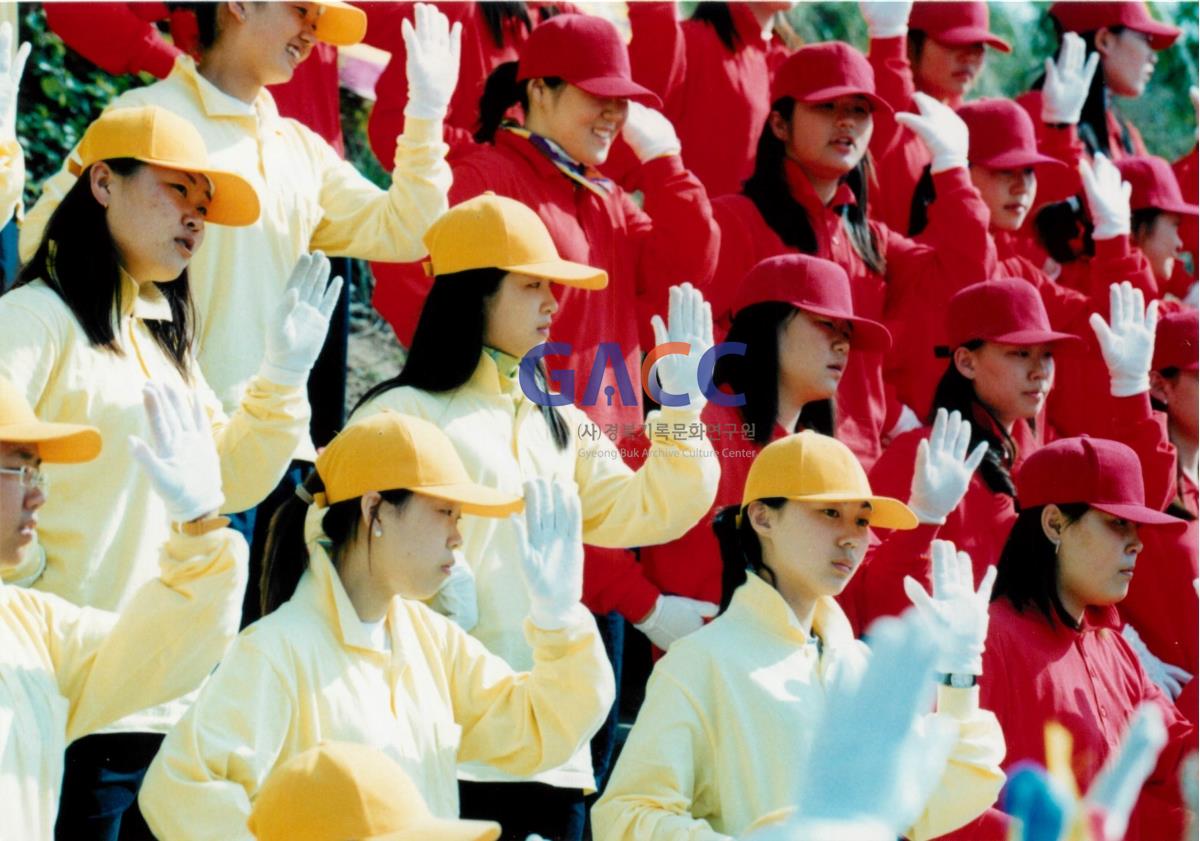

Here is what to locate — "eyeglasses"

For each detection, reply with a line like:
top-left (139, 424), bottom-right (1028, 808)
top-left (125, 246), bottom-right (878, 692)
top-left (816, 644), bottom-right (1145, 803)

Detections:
top-left (0, 465), bottom-right (47, 493)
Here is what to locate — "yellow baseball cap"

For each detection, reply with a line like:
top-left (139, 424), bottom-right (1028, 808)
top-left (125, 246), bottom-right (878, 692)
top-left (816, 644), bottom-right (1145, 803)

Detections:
top-left (248, 741), bottom-right (501, 841)
top-left (313, 0), bottom-right (368, 46)
top-left (741, 431), bottom-right (917, 530)
top-left (422, 193), bottom-right (608, 290)
top-left (0, 377), bottom-right (100, 463)
top-left (314, 411), bottom-right (523, 517)
top-left (69, 106), bottom-right (261, 227)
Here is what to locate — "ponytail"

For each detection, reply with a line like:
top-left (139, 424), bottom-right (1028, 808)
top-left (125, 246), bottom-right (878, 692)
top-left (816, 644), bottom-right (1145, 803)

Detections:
top-left (474, 61), bottom-right (565, 144)
top-left (713, 499), bottom-right (786, 612)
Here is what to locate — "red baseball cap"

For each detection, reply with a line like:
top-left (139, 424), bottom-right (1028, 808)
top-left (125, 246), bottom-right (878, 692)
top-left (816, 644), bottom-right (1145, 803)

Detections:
top-left (958, 99), bottom-right (1072, 176)
top-left (1049, 2), bottom-right (1181, 50)
top-left (1115, 156), bottom-right (1199, 216)
top-left (731, 254), bottom-right (892, 352)
top-left (771, 42), bottom-right (892, 114)
top-left (946, 279), bottom-right (1081, 349)
top-left (517, 14), bottom-right (661, 108)
top-left (1016, 436), bottom-right (1183, 526)
top-left (1152, 308), bottom-right (1199, 372)
top-left (909, 1), bottom-right (1011, 52)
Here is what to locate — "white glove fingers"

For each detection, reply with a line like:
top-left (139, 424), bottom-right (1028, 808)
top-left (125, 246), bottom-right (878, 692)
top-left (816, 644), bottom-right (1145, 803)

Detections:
top-left (164, 384), bottom-right (196, 448)
top-left (964, 441), bottom-right (989, 474)
top-left (667, 284), bottom-right (683, 341)
top-left (400, 16), bottom-right (416, 52)
top-left (1089, 312), bottom-right (1114, 350)
top-left (143, 382), bottom-right (175, 453)
top-left (1082, 50), bottom-right (1100, 88)
top-left (319, 275), bottom-right (344, 321)
top-left (929, 407), bottom-right (948, 454)
top-left (903, 574), bottom-right (936, 613)
top-left (0, 23), bottom-right (11, 75)
top-left (952, 413), bottom-right (971, 463)
top-left (975, 563), bottom-right (997, 603)
top-left (11, 40), bottom-right (29, 84)
top-left (650, 314), bottom-right (668, 349)
top-left (701, 299), bottom-right (714, 347)
top-left (931, 540), bottom-right (955, 596)
top-left (913, 437), bottom-right (930, 474)
top-left (1144, 299), bottom-right (1159, 335)
top-left (448, 19), bottom-right (463, 64)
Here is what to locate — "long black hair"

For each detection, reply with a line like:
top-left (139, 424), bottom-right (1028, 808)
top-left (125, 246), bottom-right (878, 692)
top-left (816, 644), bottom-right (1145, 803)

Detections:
top-left (479, 2), bottom-right (565, 49)
top-left (993, 502), bottom-right (1089, 628)
top-left (474, 61), bottom-right (565, 144)
top-left (259, 468), bottom-right (413, 617)
top-left (929, 342), bottom-right (1021, 496)
top-left (716, 301), bottom-right (835, 445)
top-left (11, 160), bottom-right (196, 379)
top-left (742, 98), bottom-right (886, 275)
top-left (353, 268), bottom-right (570, 450)
top-left (712, 498), bottom-right (787, 612)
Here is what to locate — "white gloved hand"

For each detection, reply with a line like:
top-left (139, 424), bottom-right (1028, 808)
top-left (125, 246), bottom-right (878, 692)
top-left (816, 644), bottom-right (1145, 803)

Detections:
top-left (895, 92), bottom-right (969, 174)
top-left (649, 282), bottom-right (714, 413)
top-left (129, 381), bottom-right (224, 523)
top-left (1122, 624), bottom-right (1193, 700)
top-left (1079, 154), bottom-right (1132, 240)
top-left (0, 22), bottom-right (30, 140)
top-left (1084, 702), bottom-right (1168, 841)
top-left (260, 252), bottom-right (343, 388)
top-left (859, 0), bottom-right (913, 39)
top-left (1089, 281), bottom-right (1159, 398)
top-left (1041, 32), bottom-right (1101, 125)
top-left (907, 408), bottom-right (988, 525)
top-left (635, 594), bottom-right (719, 651)
top-left (431, 551), bottom-right (478, 632)
top-left (621, 101), bottom-right (682, 162)
top-left (519, 478), bottom-right (584, 630)
top-left (903, 540), bottom-right (995, 676)
top-left (402, 2), bottom-right (463, 120)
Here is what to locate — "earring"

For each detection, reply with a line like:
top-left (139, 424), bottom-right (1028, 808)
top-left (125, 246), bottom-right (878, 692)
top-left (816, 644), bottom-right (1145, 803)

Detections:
top-left (1052, 539), bottom-right (1061, 555)
top-left (373, 525), bottom-right (383, 538)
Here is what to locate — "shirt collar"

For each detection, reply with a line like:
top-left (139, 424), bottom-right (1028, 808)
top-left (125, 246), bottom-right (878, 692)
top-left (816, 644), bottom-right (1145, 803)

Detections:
top-left (119, 269), bottom-right (174, 322)
top-left (727, 574), bottom-right (856, 650)
top-left (784, 157), bottom-right (858, 215)
top-left (174, 54), bottom-right (274, 121)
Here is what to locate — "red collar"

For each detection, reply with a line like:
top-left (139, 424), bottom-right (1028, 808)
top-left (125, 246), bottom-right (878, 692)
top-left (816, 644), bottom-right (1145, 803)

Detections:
top-left (783, 157), bottom-right (857, 216)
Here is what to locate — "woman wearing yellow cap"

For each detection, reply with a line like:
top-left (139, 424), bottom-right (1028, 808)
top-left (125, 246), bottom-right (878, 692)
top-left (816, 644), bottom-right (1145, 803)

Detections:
top-left (592, 431), bottom-right (1005, 840)
top-left (0, 104), bottom-right (339, 836)
top-left (138, 411), bottom-right (615, 841)
top-left (0, 375), bottom-right (247, 841)
top-left (350, 193), bottom-right (719, 837)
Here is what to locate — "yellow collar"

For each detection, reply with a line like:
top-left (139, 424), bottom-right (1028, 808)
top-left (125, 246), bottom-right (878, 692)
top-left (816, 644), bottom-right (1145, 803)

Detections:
top-left (728, 574), bottom-right (856, 650)
top-left (119, 269), bottom-right (174, 322)
top-left (173, 54), bottom-right (276, 121)
top-left (297, 539), bottom-right (410, 656)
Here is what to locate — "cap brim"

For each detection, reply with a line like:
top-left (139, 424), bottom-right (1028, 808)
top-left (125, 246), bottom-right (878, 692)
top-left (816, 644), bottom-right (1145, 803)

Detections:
top-left (314, 0), bottom-right (368, 46)
top-left (0, 422), bottom-right (102, 463)
top-left (801, 303), bottom-right (893, 352)
top-left (788, 493), bottom-right (919, 530)
top-left (798, 87), bottom-right (893, 117)
top-left (930, 26), bottom-right (1012, 52)
top-left (1091, 501), bottom-right (1187, 527)
top-left (68, 158), bottom-right (260, 227)
top-left (502, 259), bottom-right (609, 290)
top-left (1131, 23), bottom-right (1181, 51)
top-left (574, 77), bottom-right (663, 109)
top-left (1138, 200), bottom-right (1200, 217)
top-left (373, 817), bottom-right (502, 841)
top-left (977, 149), bottom-right (1072, 177)
top-left (421, 484), bottom-right (525, 518)
top-left (985, 328), bottom-right (1082, 347)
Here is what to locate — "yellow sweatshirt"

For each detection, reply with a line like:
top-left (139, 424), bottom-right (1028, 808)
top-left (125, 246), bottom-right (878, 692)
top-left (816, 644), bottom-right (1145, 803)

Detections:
top-left (0, 137), bottom-right (23, 225)
top-left (20, 55), bottom-right (450, 457)
top-left (591, 575), bottom-right (1007, 841)
top-left (137, 540), bottom-right (615, 841)
top-left (0, 526), bottom-right (245, 841)
top-left (353, 351), bottom-right (720, 789)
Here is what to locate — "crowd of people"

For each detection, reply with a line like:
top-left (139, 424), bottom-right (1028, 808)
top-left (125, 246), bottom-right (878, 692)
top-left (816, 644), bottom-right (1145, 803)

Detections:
top-left (0, 1), bottom-right (1197, 840)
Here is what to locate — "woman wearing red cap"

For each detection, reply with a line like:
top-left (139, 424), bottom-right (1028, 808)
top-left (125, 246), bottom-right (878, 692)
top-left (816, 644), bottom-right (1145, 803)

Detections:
top-left (593, 431), bottom-right (1005, 840)
top-left (709, 40), bottom-right (994, 470)
top-left (979, 435), bottom-right (1195, 841)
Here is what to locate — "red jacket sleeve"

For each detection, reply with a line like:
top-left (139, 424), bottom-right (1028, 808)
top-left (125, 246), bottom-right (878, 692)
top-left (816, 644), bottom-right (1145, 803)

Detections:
top-left (626, 2), bottom-right (687, 108)
top-left (865, 35), bottom-right (910, 161)
top-left (708, 195), bottom-right (766, 328)
top-left (45, 3), bottom-right (180, 79)
top-left (1107, 392), bottom-right (1178, 513)
top-left (581, 546), bottom-right (660, 623)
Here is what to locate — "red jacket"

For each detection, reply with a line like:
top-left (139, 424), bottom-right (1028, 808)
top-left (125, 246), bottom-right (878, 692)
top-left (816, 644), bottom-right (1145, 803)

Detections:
top-left (981, 599), bottom-right (1195, 841)
top-left (1172, 146), bottom-right (1198, 299)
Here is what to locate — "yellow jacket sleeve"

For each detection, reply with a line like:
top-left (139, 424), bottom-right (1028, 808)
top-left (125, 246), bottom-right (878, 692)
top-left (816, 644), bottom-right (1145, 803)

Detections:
top-left (308, 115), bottom-right (450, 261)
top-left (0, 137), bottom-right (24, 226)
top-left (591, 669), bottom-right (731, 841)
top-left (37, 527), bottom-right (247, 741)
top-left (435, 604), bottom-right (615, 777)
top-left (573, 406), bottom-right (720, 549)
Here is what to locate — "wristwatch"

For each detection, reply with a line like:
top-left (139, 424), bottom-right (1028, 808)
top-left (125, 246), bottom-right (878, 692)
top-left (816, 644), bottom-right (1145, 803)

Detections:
top-left (939, 673), bottom-right (978, 689)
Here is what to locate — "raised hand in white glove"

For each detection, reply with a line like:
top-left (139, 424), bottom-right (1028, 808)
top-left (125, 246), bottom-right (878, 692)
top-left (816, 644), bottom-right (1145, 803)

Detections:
top-left (402, 2), bottom-right (463, 121)
top-left (903, 540), bottom-right (995, 677)
top-left (1079, 154), bottom-right (1132, 240)
top-left (1089, 281), bottom-right (1159, 398)
top-left (859, 0), bottom-right (913, 39)
top-left (0, 22), bottom-right (30, 141)
top-left (649, 282), bottom-right (714, 413)
top-left (895, 92), bottom-right (968, 174)
top-left (1084, 702), bottom-right (1168, 841)
top-left (907, 408), bottom-right (988, 525)
top-left (621, 101), bottom-right (682, 162)
top-left (432, 550), bottom-right (479, 632)
top-left (130, 381), bottom-right (224, 523)
top-left (260, 252), bottom-right (343, 388)
top-left (1122, 624), bottom-right (1193, 700)
top-left (519, 478), bottom-right (584, 630)
top-left (635, 594), bottom-right (719, 651)
top-left (1041, 32), bottom-right (1101, 125)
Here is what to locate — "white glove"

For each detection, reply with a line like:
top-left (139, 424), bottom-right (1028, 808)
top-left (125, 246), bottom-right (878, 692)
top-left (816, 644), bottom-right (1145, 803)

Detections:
top-left (0, 22), bottom-right (30, 140)
top-left (402, 3), bottom-right (463, 121)
top-left (519, 478), bottom-right (584, 630)
top-left (634, 594), bottom-right (719, 651)
top-left (649, 282), bottom-right (714, 413)
top-left (1089, 281), bottom-right (1159, 398)
top-left (260, 252), bottom-right (343, 388)
top-left (907, 408), bottom-right (988, 525)
top-left (903, 540), bottom-right (995, 676)
top-left (886, 404), bottom-right (923, 441)
top-left (1122, 624), bottom-right (1193, 700)
top-left (129, 381), bottom-right (224, 523)
top-left (1079, 154), bottom-right (1132, 240)
top-left (1041, 32), bottom-right (1101, 125)
top-left (621, 101), bottom-right (682, 162)
top-left (1084, 702), bottom-right (1168, 841)
top-left (859, 0), bottom-right (912, 39)
top-left (431, 551), bottom-right (478, 632)
top-left (895, 92), bottom-right (968, 174)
